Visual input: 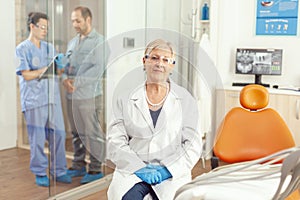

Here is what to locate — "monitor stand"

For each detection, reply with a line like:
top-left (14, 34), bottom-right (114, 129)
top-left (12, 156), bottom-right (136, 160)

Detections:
top-left (232, 74), bottom-right (270, 87)
top-left (254, 74), bottom-right (270, 87)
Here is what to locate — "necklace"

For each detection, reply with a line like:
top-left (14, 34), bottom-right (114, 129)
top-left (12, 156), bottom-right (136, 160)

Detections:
top-left (145, 83), bottom-right (169, 107)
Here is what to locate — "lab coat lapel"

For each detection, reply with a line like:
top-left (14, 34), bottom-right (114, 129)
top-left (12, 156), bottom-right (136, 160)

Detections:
top-left (131, 86), bottom-right (155, 132)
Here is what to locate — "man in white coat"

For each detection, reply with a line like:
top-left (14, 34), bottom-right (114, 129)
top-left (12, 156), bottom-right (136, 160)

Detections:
top-left (107, 39), bottom-right (202, 200)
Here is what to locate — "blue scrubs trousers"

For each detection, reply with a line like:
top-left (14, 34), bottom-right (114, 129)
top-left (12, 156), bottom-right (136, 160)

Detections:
top-left (24, 104), bottom-right (67, 177)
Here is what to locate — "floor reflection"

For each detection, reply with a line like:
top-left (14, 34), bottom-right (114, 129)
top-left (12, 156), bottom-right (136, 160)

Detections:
top-left (0, 148), bottom-right (110, 200)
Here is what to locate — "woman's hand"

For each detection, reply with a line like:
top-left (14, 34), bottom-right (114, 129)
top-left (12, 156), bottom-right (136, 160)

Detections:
top-left (134, 167), bottom-right (162, 185)
top-left (21, 67), bottom-right (48, 81)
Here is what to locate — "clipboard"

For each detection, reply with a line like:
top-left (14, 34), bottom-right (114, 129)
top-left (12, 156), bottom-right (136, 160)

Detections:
top-left (37, 55), bottom-right (58, 81)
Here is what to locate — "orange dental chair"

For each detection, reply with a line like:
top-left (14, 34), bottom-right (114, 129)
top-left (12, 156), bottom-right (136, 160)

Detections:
top-left (212, 84), bottom-right (295, 168)
top-left (174, 84), bottom-right (299, 200)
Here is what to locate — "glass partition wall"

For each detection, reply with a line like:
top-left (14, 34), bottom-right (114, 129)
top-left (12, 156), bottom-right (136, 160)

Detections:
top-left (15, 0), bottom-right (109, 198)
top-left (15, 0), bottom-right (214, 199)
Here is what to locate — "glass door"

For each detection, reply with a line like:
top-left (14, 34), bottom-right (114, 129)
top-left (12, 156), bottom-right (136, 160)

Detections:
top-left (15, 0), bottom-right (108, 198)
top-left (145, 0), bottom-right (216, 159)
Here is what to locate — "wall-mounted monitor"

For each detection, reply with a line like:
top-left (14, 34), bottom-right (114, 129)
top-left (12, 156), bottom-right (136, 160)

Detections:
top-left (234, 48), bottom-right (283, 87)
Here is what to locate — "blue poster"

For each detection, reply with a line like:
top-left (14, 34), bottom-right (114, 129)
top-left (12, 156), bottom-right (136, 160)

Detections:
top-left (256, 0), bottom-right (299, 35)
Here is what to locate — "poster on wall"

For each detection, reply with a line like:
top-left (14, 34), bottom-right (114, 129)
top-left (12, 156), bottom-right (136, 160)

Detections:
top-left (256, 0), bottom-right (299, 36)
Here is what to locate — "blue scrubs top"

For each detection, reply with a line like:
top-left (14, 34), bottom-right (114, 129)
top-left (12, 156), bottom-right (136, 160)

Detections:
top-left (15, 39), bottom-right (61, 112)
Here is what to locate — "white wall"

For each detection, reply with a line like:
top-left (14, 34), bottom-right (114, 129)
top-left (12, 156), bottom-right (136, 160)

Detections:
top-left (215, 0), bottom-right (300, 87)
top-left (106, 0), bottom-right (146, 122)
top-left (106, 0), bottom-right (146, 38)
top-left (0, 1), bottom-right (17, 150)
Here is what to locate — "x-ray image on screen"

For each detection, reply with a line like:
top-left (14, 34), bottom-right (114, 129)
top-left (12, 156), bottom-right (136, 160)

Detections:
top-left (234, 48), bottom-right (282, 86)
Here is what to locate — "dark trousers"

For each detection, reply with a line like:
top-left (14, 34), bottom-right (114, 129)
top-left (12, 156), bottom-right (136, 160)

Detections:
top-left (122, 182), bottom-right (159, 200)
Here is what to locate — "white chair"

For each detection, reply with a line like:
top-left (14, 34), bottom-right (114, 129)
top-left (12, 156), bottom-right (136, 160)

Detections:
top-left (174, 147), bottom-right (300, 200)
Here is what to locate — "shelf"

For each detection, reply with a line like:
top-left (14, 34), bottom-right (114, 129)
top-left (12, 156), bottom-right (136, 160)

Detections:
top-left (200, 20), bottom-right (209, 23)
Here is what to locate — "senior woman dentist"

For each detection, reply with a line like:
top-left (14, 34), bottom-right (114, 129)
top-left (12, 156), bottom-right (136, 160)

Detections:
top-left (107, 39), bottom-right (202, 200)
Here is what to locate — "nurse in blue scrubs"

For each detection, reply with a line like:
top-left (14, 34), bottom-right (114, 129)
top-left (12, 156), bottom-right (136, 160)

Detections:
top-left (15, 12), bottom-right (71, 187)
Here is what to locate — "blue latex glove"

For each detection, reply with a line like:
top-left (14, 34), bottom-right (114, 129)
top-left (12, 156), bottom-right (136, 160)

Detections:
top-left (134, 167), bottom-right (162, 185)
top-left (158, 166), bottom-right (172, 181)
top-left (147, 164), bottom-right (172, 181)
top-left (55, 53), bottom-right (65, 69)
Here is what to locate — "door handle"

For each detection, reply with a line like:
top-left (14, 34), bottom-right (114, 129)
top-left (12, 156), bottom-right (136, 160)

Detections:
top-left (191, 9), bottom-right (197, 39)
top-left (296, 99), bottom-right (300, 120)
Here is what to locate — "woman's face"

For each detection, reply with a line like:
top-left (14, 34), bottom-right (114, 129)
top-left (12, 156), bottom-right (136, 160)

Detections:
top-left (32, 18), bottom-right (48, 40)
top-left (143, 48), bottom-right (175, 83)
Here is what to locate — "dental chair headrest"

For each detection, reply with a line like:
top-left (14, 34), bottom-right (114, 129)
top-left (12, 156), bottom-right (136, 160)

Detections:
top-left (240, 84), bottom-right (269, 111)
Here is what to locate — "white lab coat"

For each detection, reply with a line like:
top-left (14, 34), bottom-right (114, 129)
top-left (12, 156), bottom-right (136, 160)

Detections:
top-left (107, 80), bottom-right (202, 200)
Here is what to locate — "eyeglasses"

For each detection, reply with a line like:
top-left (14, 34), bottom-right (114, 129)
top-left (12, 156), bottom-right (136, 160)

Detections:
top-left (34, 24), bottom-right (48, 31)
top-left (145, 54), bottom-right (175, 65)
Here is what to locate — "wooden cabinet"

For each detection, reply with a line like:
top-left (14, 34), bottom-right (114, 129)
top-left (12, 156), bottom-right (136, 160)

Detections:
top-left (216, 88), bottom-right (300, 146)
top-left (288, 95), bottom-right (300, 145)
